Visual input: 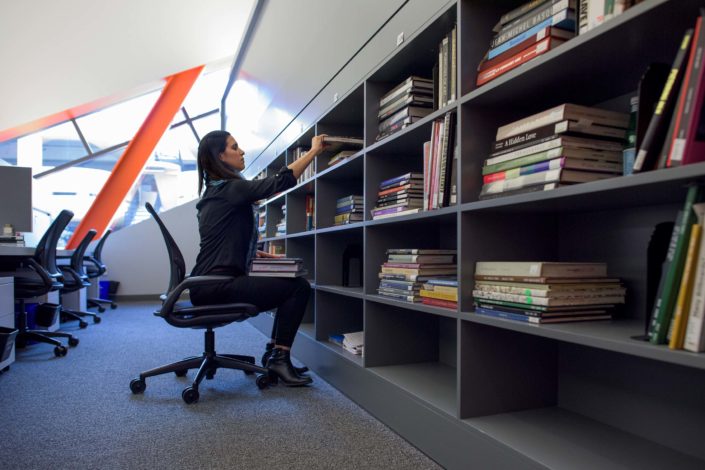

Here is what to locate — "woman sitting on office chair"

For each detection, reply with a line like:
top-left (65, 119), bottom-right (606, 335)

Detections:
top-left (189, 130), bottom-right (326, 387)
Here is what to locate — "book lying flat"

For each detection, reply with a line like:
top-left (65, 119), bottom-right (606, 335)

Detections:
top-left (475, 306), bottom-right (611, 324)
top-left (475, 261), bottom-right (607, 278)
top-left (249, 269), bottom-right (308, 278)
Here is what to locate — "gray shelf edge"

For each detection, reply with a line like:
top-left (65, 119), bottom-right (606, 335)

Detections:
top-left (316, 222), bottom-right (365, 234)
top-left (247, 312), bottom-right (546, 470)
top-left (459, 162), bottom-right (705, 212)
top-left (316, 284), bottom-right (365, 299)
top-left (460, 312), bottom-right (705, 371)
top-left (286, 230), bottom-right (316, 239)
top-left (365, 205), bottom-right (458, 226)
top-left (458, 0), bottom-right (672, 106)
top-left (315, 151), bottom-right (365, 179)
top-left (366, 294), bottom-right (459, 319)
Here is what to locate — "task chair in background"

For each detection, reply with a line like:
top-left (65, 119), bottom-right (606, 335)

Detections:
top-left (129, 203), bottom-right (271, 404)
top-left (14, 209), bottom-right (79, 357)
top-left (59, 229), bottom-right (101, 325)
top-left (84, 229), bottom-right (117, 312)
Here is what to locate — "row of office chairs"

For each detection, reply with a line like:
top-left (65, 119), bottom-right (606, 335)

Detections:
top-left (14, 210), bottom-right (116, 357)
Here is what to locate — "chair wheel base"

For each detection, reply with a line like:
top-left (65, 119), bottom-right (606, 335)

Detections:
top-left (54, 345), bottom-right (68, 357)
top-left (130, 378), bottom-right (146, 394)
top-left (182, 387), bottom-right (199, 404)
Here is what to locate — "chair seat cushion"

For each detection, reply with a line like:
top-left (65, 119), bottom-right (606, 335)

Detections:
top-left (14, 271), bottom-right (62, 298)
top-left (155, 300), bottom-right (259, 329)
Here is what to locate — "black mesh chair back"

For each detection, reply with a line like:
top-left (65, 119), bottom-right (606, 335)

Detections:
top-left (85, 229), bottom-right (111, 278)
top-left (34, 209), bottom-right (73, 279)
top-left (61, 229), bottom-right (97, 291)
top-left (144, 202), bottom-right (187, 299)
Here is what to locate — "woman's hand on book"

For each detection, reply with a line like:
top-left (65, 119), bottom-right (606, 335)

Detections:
top-left (311, 134), bottom-right (328, 155)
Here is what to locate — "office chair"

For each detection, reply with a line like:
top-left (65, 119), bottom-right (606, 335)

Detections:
top-left (59, 229), bottom-right (101, 325)
top-left (14, 209), bottom-right (79, 357)
top-left (129, 203), bottom-right (271, 404)
top-left (84, 229), bottom-right (117, 312)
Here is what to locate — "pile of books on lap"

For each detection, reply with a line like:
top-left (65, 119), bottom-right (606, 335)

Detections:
top-left (249, 257), bottom-right (307, 278)
top-left (476, 0), bottom-right (577, 87)
top-left (376, 76), bottom-right (434, 142)
top-left (335, 195), bottom-right (363, 225)
top-left (377, 249), bottom-right (457, 303)
top-left (371, 172), bottom-right (424, 220)
top-left (479, 103), bottom-right (628, 200)
top-left (419, 278), bottom-right (458, 310)
top-left (473, 261), bottom-right (625, 324)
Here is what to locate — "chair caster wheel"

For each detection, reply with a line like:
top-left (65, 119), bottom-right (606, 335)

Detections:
top-left (54, 345), bottom-right (68, 357)
top-left (256, 374), bottom-right (271, 389)
top-left (130, 378), bottom-right (146, 394)
top-left (110, 303), bottom-right (117, 310)
top-left (175, 369), bottom-right (188, 377)
top-left (98, 306), bottom-right (106, 313)
top-left (68, 337), bottom-right (79, 347)
top-left (93, 316), bottom-right (102, 324)
top-left (182, 387), bottom-right (199, 404)
top-left (79, 321), bottom-right (88, 329)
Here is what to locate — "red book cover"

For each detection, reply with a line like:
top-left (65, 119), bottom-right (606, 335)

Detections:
top-left (478, 26), bottom-right (574, 73)
top-left (421, 297), bottom-right (458, 309)
top-left (476, 37), bottom-right (565, 86)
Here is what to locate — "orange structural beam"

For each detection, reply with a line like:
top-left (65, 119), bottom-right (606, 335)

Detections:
top-left (67, 65), bottom-right (204, 249)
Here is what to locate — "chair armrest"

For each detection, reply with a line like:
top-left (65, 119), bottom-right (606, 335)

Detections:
top-left (24, 258), bottom-right (54, 288)
top-left (59, 266), bottom-right (82, 284)
top-left (161, 275), bottom-right (235, 313)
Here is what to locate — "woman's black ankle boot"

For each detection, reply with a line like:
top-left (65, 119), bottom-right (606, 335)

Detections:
top-left (267, 348), bottom-right (313, 387)
top-left (262, 343), bottom-right (310, 375)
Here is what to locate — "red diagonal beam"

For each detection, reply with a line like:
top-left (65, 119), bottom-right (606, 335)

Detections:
top-left (67, 65), bottom-right (204, 249)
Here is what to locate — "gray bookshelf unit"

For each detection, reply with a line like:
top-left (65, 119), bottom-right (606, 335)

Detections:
top-left (252, 1), bottom-right (705, 468)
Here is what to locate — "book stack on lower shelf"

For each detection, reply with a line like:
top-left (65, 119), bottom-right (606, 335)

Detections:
top-left (479, 103), bottom-right (629, 200)
top-left (377, 249), bottom-right (457, 303)
top-left (329, 331), bottom-right (364, 356)
top-left (249, 257), bottom-right (307, 278)
top-left (419, 278), bottom-right (458, 310)
top-left (334, 195), bottom-right (363, 225)
top-left (371, 172), bottom-right (423, 220)
top-left (376, 76), bottom-right (434, 142)
top-left (648, 185), bottom-right (705, 352)
top-left (476, 0), bottom-right (577, 87)
top-left (473, 261), bottom-right (625, 324)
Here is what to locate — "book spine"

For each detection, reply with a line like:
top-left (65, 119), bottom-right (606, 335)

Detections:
top-left (475, 306), bottom-right (534, 323)
top-left (478, 182), bottom-right (560, 200)
top-left (496, 104), bottom-right (629, 141)
top-left (484, 157), bottom-right (565, 184)
top-left (379, 172), bottom-right (419, 187)
top-left (483, 146), bottom-right (614, 175)
top-left (649, 185), bottom-right (700, 344)
top-left (633, 29), bottom-right (694, 172)
top-left (487, 134), bottom-right (623, 167)
top-left (666, 16), bottom-right (703, 166)
top-left (668, 223), bottom-right (701, 349)
top-left (423, 140), bottom-right (431, 211)
top-left (487, 9), bottom-right (575, 60)
top-left (421, 298), bottom-right (458, 309)
top-left (420, 289), bottom-right (458, 302)
top-left (438, 113), bottom-right (451, 206)
top-left (479, 37), bottom-right (562, 86)
top-left (499, 0), bottom-right (548, 26)
top-left (684, 203), bottom-right (705, 351)
top-left (491, 0), bottom-right (572, 48)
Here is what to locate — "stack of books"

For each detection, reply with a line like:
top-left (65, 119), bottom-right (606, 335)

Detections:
top-left (377, 249), bottom-right (457, 303)
top-left (476, 0), bottom-right (577, 87)
top-left (419, 278), bottom-right (458, 310)
top-left (323, 136), bottom-right (363, 163)
top-left (473, 261), bottom-right (625, 324)
top-left (329, 331), bottom-right (364, 356)
top-left (376, 76), bottom-right (434, 141)
top-left (632, 12), bottom-right (705, 172)
top-left (479, 103), bottom-right (629, 200)
top-left (249, 257), bottom-right (307, 278)
top-left (328, 150), bottom-right (357, 167)
top-left (648, 186), bottom-right (705, 351)
top-left (291, 146), bottom-right (314, 184)
top-left (424, 111), bottom-right (457, 210)
top-left (434, 24), bottom-right (457, 108)
top-left (335, 195), bottom-right (363, 225)
top-left (371, 173), bottom-right (423, 220)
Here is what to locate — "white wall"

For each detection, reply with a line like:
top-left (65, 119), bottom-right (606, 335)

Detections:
top-left (103, 0), bottom-right (453, 296)
top-left (0, 0), bottom-right (254, 132)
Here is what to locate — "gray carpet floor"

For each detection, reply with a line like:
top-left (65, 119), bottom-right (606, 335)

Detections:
top-left (0, 301), bottom-right (441, 470)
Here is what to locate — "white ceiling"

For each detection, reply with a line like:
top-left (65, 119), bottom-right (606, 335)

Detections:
top-left (0, 0), bottom-right (255, 132)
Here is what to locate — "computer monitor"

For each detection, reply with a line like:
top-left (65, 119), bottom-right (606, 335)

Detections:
top-left (0, 165), bottom-right (33, 233)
